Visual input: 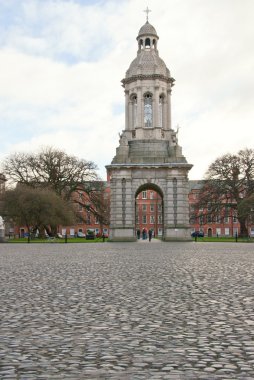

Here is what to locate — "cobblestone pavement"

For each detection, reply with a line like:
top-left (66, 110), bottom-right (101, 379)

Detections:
top-left (0, 242), bottom-right (254, 380)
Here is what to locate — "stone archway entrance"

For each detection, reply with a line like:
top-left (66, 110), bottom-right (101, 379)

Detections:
top-left (106, 165), bottom-right (192, 242)
top-left (135, 183), bottom-right (164, 240)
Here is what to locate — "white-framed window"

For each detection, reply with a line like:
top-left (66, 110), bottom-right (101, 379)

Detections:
top-left (150, 215), bottom-right (155, 224)
top-left (87, 212), bottom-right (91, 225)
top-left (158, 214), bottom-right (162, 224)
top-left (150, 204), bottom-right (154, 212)
top-left (225, 228), bottom-right (230, 236)
top-left (142, 204), bottom-right (147, 211)
top-left (215, 215), bottom-right (220, 223)
top-left (158, 204), bottom-right (162, 211)
top-left (216, 228), bottom-right (221, 236)
top-left (142, 215), bottom-right (147, 224)
top-left (150, 191), bottom-right (154, 199)
top-left (142, 191), bottom-right (147, 199)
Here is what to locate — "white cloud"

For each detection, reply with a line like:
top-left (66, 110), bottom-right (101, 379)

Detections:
top-left (0, 0), bottom-right (254, 181)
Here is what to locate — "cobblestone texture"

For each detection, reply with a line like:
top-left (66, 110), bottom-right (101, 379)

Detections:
top-left (0, 242), bottom-right (254, 379)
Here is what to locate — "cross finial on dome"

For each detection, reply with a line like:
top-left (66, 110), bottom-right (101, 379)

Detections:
top-left (143, 6), bottom-right (151, 22)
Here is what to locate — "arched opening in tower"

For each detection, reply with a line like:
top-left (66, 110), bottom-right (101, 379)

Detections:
top-left (135, 184), bottom-right (164, 240)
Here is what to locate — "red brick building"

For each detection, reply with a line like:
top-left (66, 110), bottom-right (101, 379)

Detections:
top-left (188, 180), bottom-right (254, 237)
top-left (58, 184), bottom-right (110, 238)
top-left (5, 179), bottom-right (254, 239)
top-left (135, 189), bottom-right (163, 238)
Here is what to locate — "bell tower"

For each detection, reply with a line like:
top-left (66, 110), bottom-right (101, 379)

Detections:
top-left (106, 12), bottom-right (192, 241)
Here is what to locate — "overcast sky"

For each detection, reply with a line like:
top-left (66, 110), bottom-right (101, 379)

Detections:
top-left (0, 0), bottom-right (253, 180)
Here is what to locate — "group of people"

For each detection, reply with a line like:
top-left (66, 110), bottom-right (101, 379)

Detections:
top-left (137, 228), bottom-right (153, 242)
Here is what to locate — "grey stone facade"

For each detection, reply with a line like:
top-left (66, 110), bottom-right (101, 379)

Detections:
top-left (106, 20), bottom-right (192, 241)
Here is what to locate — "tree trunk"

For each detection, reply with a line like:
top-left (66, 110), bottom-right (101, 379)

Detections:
top-left (238, 217), bottom-right (248, 237)
top-left (38, 226), bottom-right (46, 238)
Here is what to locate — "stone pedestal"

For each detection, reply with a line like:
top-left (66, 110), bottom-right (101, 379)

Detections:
top-left (106, 163), bottom-right (192, 242)
top-left (109, 227), bottom-right (136, 242)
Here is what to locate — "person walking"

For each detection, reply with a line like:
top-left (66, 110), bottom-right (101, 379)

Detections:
top-left (148, 229), bottom-right (153, 242)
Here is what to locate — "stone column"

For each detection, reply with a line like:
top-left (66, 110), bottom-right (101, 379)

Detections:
top-left (125, 90), bottom-right (129, 130)
top-left (165, 178), bottom-right (174, 227)
top-left (166, 88), bottom-right (172, 130)
top-left (137, 86), bottom-right (142, 128)
top-left (108, 171), bottom-right (136, 241)
top-left (162, 96), bottom-right (167, 130)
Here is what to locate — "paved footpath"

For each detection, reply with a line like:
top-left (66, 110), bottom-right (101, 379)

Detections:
top-left (0, 242), bottom-right (254, 380)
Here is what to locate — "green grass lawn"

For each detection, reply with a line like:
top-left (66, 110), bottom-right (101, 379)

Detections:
top-left (6, 237), bottom-right (108, 243)
top-left (192, 236), bottom-right (254, 243)
top-left (5, 236), bottom-right (254, 243)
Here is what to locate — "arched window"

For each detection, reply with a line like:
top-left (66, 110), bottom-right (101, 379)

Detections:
top-left (145, 38), bottom-right (150, 48)
top-left (144, 93), bottom-right (152, 128)
top-left (139, 39), bottom-right (143, 50)
top-left (159, 94), bottom-right (165, 128)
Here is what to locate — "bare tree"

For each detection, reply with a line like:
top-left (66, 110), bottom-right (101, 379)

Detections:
top-left (238, 194), bottom-right (254, 229)
top-left (3, 147), bottom-right (98, 198)
top-left (2, 147), bottom-right (109, 228)
top-left (84, 181), bottom-right (110, 226)
top-left (195, 148), bottom-right (254, 237)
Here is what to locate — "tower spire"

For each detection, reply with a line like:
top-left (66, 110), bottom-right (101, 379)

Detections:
top-left (143, 6), bottom-right (151, 22)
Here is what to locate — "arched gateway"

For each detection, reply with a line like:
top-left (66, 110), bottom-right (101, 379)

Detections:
top-left (106, 15), bottom-right (192, 241)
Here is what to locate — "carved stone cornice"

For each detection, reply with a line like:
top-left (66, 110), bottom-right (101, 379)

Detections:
top-left (122, 74), bottom-right (175, 86)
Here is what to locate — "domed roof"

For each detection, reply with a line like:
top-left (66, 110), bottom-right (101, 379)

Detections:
top-left (138, 21), bottom-right (158, 38)
top-left (126, 50), bottom-right (169, 78)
